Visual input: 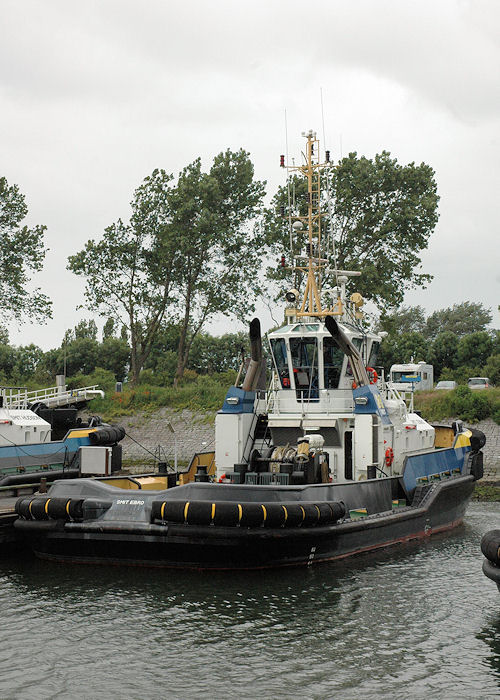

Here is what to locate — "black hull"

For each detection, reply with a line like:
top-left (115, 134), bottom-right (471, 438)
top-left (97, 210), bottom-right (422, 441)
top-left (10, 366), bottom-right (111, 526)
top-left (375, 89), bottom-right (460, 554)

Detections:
top-left (17, 476), bottom-right (475, 570)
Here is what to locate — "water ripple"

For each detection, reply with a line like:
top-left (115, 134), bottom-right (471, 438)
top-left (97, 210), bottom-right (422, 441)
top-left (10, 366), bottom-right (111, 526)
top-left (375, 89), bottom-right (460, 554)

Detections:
top-left (0, 503), bottom-right (499, 699)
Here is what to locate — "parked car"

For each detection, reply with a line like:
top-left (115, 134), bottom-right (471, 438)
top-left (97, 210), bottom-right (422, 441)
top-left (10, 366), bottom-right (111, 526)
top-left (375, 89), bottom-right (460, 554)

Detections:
top-left (467, 377), bottom-right (493, 390)
top-left (435, 380), bottom-right (458, 390)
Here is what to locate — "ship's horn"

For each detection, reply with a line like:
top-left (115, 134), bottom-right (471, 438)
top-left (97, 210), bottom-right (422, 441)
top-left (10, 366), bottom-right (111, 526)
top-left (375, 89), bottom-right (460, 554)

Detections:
top-left (324, 315), bottom-right (370, 387)
top-left (241, 318), bottom-right (263, 392)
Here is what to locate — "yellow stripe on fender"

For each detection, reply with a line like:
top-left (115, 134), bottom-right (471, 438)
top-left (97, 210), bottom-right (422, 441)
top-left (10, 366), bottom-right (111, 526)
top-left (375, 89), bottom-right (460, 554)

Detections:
top-left (211, 503), bottom-right (216, 521)
top-left (314, 505), bottom-right (321, 521)
top-left (65, 500), bottom-right (71, 516)
top-left (299, 506), bottom-right (305, 522)
top-left (261, 505), bottom-right (267, 522)
top-left (44, 499), bottom-right (51, 514)
top-left (183, 502), bottom-right (190, 522)
top-left (29, 500), bottom-right (34, 516)
top-left (282, 505), bottom-right (288, 523)
top-left (237, 504), bottom-right (243, 522)
top-left (160, 502), bottom-right (166, 520)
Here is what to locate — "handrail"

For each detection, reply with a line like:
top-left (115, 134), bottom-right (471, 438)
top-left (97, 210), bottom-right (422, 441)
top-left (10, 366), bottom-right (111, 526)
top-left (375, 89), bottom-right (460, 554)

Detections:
top-left (1, 384), bottom-right (104, 409)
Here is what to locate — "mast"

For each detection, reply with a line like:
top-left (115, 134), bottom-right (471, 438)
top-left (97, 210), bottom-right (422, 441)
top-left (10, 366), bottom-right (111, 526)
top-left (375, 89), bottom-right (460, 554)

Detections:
top-left (282, 129), bottom-right (361, 320)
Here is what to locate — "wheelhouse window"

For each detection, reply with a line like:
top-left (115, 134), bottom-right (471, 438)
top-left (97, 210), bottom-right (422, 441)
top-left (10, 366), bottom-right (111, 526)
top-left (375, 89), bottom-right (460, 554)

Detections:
top-left (345, 337), bottom-right (362, 379)
top-left (289, 337), bottom-right (319, 399)
top-left (270, 338), bottom-right (291, 389)
top-left (368, 341), bottom-right (380, 368)
top-left (323, 337), bottom-right (345, 389)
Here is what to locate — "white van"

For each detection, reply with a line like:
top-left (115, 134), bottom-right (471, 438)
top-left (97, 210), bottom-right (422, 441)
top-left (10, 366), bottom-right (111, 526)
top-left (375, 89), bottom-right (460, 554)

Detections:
top-left (389, 361), bottom-right (434, 392)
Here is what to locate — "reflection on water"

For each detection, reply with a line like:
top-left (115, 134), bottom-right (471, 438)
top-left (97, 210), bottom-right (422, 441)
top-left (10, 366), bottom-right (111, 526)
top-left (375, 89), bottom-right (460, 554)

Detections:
top-left (0, 503), bottom-right (499, 699)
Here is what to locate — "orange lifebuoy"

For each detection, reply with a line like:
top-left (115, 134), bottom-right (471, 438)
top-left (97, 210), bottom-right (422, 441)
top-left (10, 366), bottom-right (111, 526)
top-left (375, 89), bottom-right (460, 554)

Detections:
top-left (385, 448), bottom-right (394, 467)
top-left (352, 367), bottom-right (378, 389)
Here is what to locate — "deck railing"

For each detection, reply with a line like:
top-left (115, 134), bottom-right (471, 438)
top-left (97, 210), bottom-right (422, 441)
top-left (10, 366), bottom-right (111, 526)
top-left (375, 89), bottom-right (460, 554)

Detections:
top-left (0, 384), bottom-right (104, 410)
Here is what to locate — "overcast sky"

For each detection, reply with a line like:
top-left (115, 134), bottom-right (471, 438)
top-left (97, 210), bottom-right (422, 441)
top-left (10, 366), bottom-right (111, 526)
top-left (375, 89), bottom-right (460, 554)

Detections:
top-left (2, 0), bottom-right (499, 349)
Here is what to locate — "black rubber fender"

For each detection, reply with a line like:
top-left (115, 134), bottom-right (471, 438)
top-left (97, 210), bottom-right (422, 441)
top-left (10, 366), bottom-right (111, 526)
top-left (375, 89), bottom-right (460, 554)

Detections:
top-left (213, 502), bottom-right (240, 527)
top-left (282, 503), bottom-right (307, 527)
top-left (89, 426), bottom-right (125, 445)
top-left (151, 500), bottom-right (185, 523)
top-left (15, 497), bottom-right (37, 520)
top-left (469, 428), bottom-right (486, 453)
top-left (469, 452), bottom-right (484, 481)
top-left (483, 558), bottom-right (500, 585)
top-left (301, 503), bottom-right (322, 525)
top-left (150, 499), bottom-right (346, 528)
top-left (262, 503), bottom-right (287, 528)
top-left (185, 501), bottom-right (213, 526)
top-left (239, 503), bottom-right (266, 527)
top-left (481, 529), bottom-right (500, 564)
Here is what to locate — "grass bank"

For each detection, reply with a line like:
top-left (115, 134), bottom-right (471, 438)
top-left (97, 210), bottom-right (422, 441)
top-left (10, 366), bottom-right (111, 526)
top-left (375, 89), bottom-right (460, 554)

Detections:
top-left (415, 386), bottom-right (500, 424)
top-left (85, 374), bottom-right (230, 422)
top-left (473, 483), bottom-right (500, 501)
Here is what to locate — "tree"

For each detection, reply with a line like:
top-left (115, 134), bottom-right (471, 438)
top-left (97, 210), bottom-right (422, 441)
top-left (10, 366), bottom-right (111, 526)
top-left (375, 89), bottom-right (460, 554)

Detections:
top-left (12, 344), bottom-right (45, 381)
top-left (102, 318), bottom-right (115, 340)
top-left (430, 331), bottom-right (459, 378)
top-left (483, 354), bottom-right (500, 385)
top-left (166, 150), bottom-right (265, 385)
top-left (377, 331), bottom-right (429, 371)
top-left (97, 337), bottom-right (130, 381)
top-left (457, 331), bottom-right (493, 368)
top-left (0, 177), bottom-right (52, 322)
top-left (189, 331), bottom-right (248, 374)
top-left (65, 337), bottom-right (100, 376)
top-left (425, 302), bottom-right (492, 341)
top-left (377, 305), bottom-right (426, 336)
top-left (264, 151), bottom-right (438, 308)
top-left (68, 169), bottom-right (178, 384)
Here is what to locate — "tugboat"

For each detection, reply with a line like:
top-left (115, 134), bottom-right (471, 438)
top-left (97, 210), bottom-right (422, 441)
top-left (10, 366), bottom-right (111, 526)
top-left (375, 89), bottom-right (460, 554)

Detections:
top-left (14, 130), bottom-right (485, 569)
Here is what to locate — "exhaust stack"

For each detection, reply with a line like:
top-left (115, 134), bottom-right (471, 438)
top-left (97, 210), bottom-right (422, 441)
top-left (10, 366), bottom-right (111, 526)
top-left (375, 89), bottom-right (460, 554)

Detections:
top-left (324, 315), bottom-right (370, 387)
top-left (241, 318), bottom-right (263, 392)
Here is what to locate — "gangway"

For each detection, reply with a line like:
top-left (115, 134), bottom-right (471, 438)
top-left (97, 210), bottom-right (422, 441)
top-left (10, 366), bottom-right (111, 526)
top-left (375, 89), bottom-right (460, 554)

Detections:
top-left (1, 383), bottom-right (104, 410)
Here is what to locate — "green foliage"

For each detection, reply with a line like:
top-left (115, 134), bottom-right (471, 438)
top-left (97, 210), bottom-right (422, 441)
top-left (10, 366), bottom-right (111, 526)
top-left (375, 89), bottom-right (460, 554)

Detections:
top-left (65, 337), bottom-right (100, 376)
top-left (68, 168), bottom-right (178, 383)
top-left (484, 354), bottom-right (500, 386)
top-left (90, 374), bottom-right (232, 421)
top-left (165, 150), bottom-right (265, 383)
top-left (265, 152), bottom-right (438, 307)
top-left (377, 306), bottom-right (427, 336)
top-left (188, 331), bottom-right (248, 374)
top-left (0, 177), bottom-right (52, 322)
top-left (415, 386), bottom-right (500, 424)
top-left (457, 332), bottom-right (493, 369)
top-left (425, 302), bottom-right (492, 340)
top-left (11, 344), bottom-right (45, 382)
top-left (66, 367), bottom-right (117, 393)
top-left (472, 485), bottom-right (500, 502)
top-left (97, 337), bottom-right (130, 382)
top-left (430, 332), bottom-right (459, 375)
top-left (69, 151), bottom-right (265, 385)
top-left (377, 331), bottom-right (428, 370)
top-left (102, 318), bottom-right (115, 340)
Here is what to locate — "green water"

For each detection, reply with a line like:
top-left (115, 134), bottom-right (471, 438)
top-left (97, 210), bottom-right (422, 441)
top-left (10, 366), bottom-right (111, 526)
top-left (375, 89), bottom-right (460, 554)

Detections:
top-left (1, 503), bottom-right (499, 699)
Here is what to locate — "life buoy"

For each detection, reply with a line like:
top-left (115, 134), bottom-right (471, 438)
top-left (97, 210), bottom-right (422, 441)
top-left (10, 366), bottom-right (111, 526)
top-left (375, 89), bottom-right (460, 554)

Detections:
top-left (352, 367), bottom-right (378, 389)
top-left (385, 448), bottom-right (394, 467)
